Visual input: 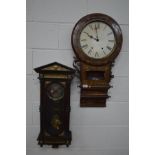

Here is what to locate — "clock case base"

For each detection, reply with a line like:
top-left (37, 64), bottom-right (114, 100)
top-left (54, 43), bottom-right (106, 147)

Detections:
top-left (80, 86), bottom-right (111, 107)
top-left (80, 99), bottom-right (106, 107)
top-left (37, 131), bottom-right (72, 148)
top-left (74, 61), bottom-right (113, 107)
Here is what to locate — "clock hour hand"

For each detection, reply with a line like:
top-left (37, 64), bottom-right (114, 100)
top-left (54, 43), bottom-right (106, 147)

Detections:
top-left (84, 32), bottom-right (98, 41)
top-left (51, 87), bottom-right (59, 95)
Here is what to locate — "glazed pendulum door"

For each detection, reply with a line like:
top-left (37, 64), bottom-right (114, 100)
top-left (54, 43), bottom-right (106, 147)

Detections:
top-left (45, 81), bottom-right (65, 136)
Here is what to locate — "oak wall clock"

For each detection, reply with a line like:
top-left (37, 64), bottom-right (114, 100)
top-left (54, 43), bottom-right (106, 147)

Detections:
top-left (34, 62), bottom-right (75, 148)
top-left (71, 13), bottom-right (123, 107)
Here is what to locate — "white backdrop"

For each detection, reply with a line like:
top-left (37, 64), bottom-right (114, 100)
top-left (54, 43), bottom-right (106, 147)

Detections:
top-left (26, 0), bottom-right (129, 155)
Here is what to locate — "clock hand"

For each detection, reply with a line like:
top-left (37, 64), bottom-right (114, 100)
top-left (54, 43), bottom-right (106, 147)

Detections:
top-left (51, 88), bottom-right (59, 96)
top-left (94, 24), bottom-right (99, 41)
top-left (84, 32), bottom-right (98, 41)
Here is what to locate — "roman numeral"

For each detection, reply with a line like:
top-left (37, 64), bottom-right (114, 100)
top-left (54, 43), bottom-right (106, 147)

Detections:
top-left (95, 23), bottom-right (100, 30)
top-left (89, 25), bottom-right (93, 30)
top-left (81, 44), bottom-right (88, 49)
top-left (103, 25), bottom-right (107, 31)
top-left (107, 32), bottom-right (113, 36)
top-left (97, 23), bottom-right (100, 29)
top-left (106, 46), bottom-right (112, 51)
top-left (81, 39), bottom-right (86, 42)
top-left (95, 52), bottom-right (99, 57)
top-left (108, 40), bottom-right (114, 42)
top-left (88, 49), bottom-right (92, 55)
top-left (102, 50), bottom-right (106, 55)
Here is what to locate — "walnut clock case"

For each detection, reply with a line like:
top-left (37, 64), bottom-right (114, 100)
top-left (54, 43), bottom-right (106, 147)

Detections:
top-left (34, 62), bottom-right (75, 148)
top-left (71, 13), bottom-right (123, 107)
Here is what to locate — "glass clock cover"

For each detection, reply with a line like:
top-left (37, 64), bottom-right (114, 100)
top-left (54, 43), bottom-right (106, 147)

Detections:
top-left (80, 21), bottom-right (116, 59)
top-left (47, 83), bottom-right (64, 101)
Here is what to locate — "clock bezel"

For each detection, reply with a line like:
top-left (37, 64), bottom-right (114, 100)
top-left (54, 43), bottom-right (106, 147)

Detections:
top-left (71, 13), bottom-right (123, 66)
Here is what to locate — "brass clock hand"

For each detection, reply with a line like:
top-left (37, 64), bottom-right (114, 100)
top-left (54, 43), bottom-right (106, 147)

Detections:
top-left (51, 87), bottom-right (59, 95)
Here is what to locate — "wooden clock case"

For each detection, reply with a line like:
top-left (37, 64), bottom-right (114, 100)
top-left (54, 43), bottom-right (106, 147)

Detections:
top-left (34, 62), bottom-right (75, 148)
top-left (71, 13), bottom-right (123, 107)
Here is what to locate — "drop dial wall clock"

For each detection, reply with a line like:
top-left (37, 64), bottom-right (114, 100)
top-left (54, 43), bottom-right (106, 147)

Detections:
top-left (34, 62), bottom-right (75, 148)
top-left (71, 13), bottom-right (123, 107)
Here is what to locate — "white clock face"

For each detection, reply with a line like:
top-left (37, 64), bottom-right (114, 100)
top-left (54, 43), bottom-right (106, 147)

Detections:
top-left (80, 22), bottom-right (116, 59)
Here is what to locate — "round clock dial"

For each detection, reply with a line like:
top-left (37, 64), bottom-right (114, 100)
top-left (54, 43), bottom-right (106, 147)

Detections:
top-left (80, 22), bottom-right (116, 59)
top-left (47, 83), bottom-right (64, 101)
top-left (71, 13), bottom-right (122, 65)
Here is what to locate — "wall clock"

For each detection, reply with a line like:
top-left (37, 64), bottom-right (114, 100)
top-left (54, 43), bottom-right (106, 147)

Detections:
top-left (71, 13), bottom-right (123, 107)
top-left (34, 62), bottom-right (75, 148)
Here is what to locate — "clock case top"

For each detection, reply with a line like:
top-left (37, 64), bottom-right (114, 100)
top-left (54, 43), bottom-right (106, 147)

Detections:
top-left (71, 13), bottom-right (123, 66)
top-left (34, 62), bottom-right (75, 82)
top-left (34, 62), bottom-right (75, 75)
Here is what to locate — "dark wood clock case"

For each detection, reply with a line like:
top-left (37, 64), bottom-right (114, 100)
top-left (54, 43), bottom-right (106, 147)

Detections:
top-left (71, 13), bottom-right (123, 107)
top-left (34, 62), bottom-right (75, 148)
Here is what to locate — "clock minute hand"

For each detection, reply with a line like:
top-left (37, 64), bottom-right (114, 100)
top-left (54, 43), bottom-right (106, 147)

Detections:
top-left (94, 24), bottom-right (99, 41)
top-left (84, 32), bottom-right (98, 41)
